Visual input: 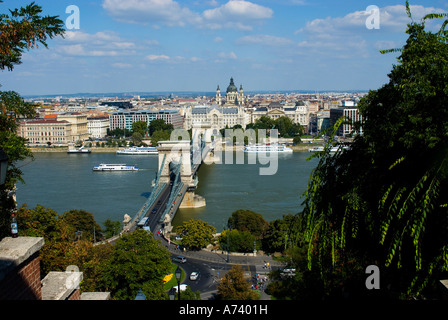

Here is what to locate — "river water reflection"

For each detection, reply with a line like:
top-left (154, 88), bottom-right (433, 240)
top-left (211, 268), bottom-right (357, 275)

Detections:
top-left (16, 151), bottom-right (318, 231)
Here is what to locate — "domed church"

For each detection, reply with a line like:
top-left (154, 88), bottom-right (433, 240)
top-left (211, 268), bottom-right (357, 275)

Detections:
top-left (216, 77), bottom-right (246, 106)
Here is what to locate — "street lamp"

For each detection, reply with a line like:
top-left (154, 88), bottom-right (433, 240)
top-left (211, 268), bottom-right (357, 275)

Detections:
top-left (168, 287), bottom-right (176, 300)
top-left (0, 149), bottom-right (8, 186)
top-left (175, 266), bottom-right (182, 301)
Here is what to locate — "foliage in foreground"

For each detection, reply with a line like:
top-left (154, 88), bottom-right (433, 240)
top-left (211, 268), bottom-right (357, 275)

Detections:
top-left (300, 9), bottom-right (448, 299)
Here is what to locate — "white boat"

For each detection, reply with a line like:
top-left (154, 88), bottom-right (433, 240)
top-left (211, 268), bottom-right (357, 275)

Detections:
top-left (116, 146), bottom-right (158, 155)
top-left (308, 145), bottom-right (350, 153)
top-left (92, 164), bottom-right (139, 171)
top-left (243, 144), bottom-right (293, 153)
top-left (67, 146), bottom-right (91, 154)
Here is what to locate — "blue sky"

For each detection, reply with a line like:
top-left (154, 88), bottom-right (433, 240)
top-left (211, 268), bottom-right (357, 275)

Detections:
top-left (1, 0), bottom-right (447, 96)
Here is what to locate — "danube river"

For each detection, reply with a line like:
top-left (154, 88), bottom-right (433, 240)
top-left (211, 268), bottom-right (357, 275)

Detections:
top-left (16, 151), bottom-right (318, 231)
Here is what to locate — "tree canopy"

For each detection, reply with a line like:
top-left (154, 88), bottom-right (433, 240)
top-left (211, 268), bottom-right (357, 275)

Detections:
top-left (217, 265), bottom-right (259, 300)
top-left (98, 229), bottom-right (172, 300)
top-left (300, 9), bottom-right (448, 298)
top-left (175, 219), bottom-right (216, 250)
top-left (0, 1), bottom-right (64, 239)
top-left (228, 209), bottom-right (269, 239)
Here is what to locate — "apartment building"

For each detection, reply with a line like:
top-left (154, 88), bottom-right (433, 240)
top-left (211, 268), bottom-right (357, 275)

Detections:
top-left (109, 109), bottom-right (184, 131)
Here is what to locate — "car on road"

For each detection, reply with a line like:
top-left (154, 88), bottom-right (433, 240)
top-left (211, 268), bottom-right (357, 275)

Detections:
top-left (172, 284), bottom-right (188, 292)
top-left (189, 272), bottom-right (199, 281)
top-left (172, 256), bottom-right (187, 263)
top-left (151, 208), bottom-right (157, 214)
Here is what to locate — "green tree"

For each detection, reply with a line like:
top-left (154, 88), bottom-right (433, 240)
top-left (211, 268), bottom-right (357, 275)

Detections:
top-left (80, 243), bottom-right (114, 293)
top-left (217, 265), bottom-right (259, 300)
top-left (0, 1), bottom-right (64, 71)
top-left (107, 128), bottom-right (132, 138)
top-left (300, 6), bottom-right (448, 298)
top-left (179, 286), bottom-right (201, 300)
top-left (0, 1), bottom-right (64, 239)
top-left (16, 204), bottom-right (99, 276)
top-left (175, 219), bottom-right (216, 250)
top-left (150, 129), bottom-right (171, 147)
top-left (131, 132), bottom-right (143, 146)
top-left (132, 120), bottom-right (148, 137)
top-left (218, 229), bottom-right (256, 253)
top-left (228, 209), bottom-right (269, 239)
top-left (59, 209), bottom-right (103, 242)
top-left (149, 119), bottom-right (173, 136)
top-left (16, 204), bottom-right (59, 240)
top-left (274, 116), bottom-right (293, 137)
top-left (253, 115), bottom-right (274, 130)
top-left (98, 229), bottom-right (172, 300)
top-left (262, 214), bottom-right (302, 253)
top-left (103, 219), bottom-right (122, 239)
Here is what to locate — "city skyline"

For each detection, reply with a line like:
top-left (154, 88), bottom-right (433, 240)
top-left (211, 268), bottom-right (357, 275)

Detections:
top-left (1, 0), bottom-right (447, 96)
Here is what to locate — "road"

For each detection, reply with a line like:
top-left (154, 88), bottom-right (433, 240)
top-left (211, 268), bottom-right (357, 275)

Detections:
top-left (147, 183), bottom-right (172, 233)
top-left (170, 254), bottom-right (274, 300)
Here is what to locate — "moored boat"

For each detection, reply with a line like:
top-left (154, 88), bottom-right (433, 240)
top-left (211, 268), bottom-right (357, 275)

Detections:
top-left (116, 146), bottom-right (158, 155)
top-left (243, 144), bottom-right (293, 153)
top-left (308, 145), bottom-right (350, 153)
top-left (67, 146), bottom-right (91, 154)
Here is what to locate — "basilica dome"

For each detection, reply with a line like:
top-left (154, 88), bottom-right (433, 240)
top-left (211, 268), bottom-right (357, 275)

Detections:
top-left (226, 77), bottom-right (238, 93)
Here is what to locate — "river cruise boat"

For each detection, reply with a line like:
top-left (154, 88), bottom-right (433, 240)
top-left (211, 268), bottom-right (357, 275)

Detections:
top-left (92, 164), bottom-right (139, 171)
top-left (243, 144), bottom-right (293, 153)
top-left (67, 146), bottom-right (91, 154)
top-left (116, 146), bottom-right (158, 155)
top-left (308, 145), bottom-right (350, 153)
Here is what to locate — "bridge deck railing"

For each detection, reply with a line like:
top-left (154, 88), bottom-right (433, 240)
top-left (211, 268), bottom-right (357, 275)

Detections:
top-left (159, 156), bottom-right (185, 224)
top-left (126, 154), bottom-right (167, 230)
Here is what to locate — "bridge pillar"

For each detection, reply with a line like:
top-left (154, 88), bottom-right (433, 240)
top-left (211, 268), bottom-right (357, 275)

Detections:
top-left (179, 192), bottom-right (206, 208)
top-left (192, 123), bottom-right (213, 149)
top-left (156, 140), bottom-right (192, 184)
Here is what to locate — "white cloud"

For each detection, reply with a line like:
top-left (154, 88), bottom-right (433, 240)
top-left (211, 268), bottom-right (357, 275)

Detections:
top-left (214, 51), bottom-right (238, 63)
top-left (145, 54), bottom-right (201, 64)
top-left (236, 34), bottom-right (293, 46)
top-left (112, 62), bottom-right (132, 68)
top-left (64, 30), bottom-right (121, 42)
top-left (202, 0), bottom-right (273, 30)
top-left (102, 0), bottom-right (201, 27)
top-left (296, 5), bottom-right (446, 36)
top-left (146, 54), bottom-right (171, 61)
top-left (58, 31), bottom-right (137, 57)
top-left (102, 0), bottom-right (273, 30)
top-left (218, 51), bottom-right (237, 59)
top-left (293, 4), bottom-right (446, 61)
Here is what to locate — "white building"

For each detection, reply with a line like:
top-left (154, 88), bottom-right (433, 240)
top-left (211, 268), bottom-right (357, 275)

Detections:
top-left (330, 106), bottom-right (364, 137)
top-left (183, 105), bottom-right (247, 131)
top-left (18, 119), bottom-right (72, 146)
top-left (250, 101), bottom-right (310, 131)
top-left (87, 116), bottom-right (110, 139)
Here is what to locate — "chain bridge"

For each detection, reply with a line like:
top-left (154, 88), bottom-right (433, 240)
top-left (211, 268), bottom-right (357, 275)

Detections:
top-left (124, 124), bottom-right (217, 235)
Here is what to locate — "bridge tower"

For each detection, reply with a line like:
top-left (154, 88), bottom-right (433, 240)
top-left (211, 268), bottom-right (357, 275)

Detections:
top-left (156, 140), bottom-right (192, 184)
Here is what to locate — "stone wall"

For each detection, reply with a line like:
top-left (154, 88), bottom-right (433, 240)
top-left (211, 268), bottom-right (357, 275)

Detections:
top-left (0, 237), bottom-right (44, 300)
